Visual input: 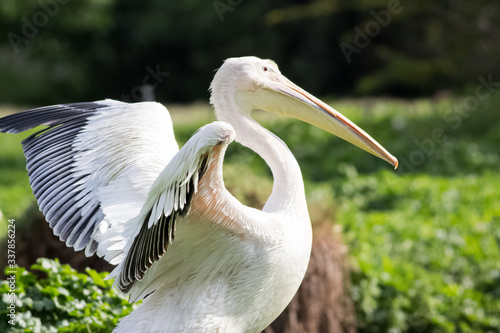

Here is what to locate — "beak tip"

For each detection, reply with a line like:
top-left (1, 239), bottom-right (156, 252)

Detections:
top-left (392, 158), bottom-right (399, 170)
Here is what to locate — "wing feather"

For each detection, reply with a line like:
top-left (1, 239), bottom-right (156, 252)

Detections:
top-left (108, 122), bottom-right (235, 294)
top-left (1, 100), bottom-right (236, 297)
top-left (0, 99), bottom-right (178, 254)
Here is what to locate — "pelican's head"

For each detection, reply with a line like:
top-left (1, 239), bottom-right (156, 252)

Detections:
top-left (210, 56), bottom-right (398, 168)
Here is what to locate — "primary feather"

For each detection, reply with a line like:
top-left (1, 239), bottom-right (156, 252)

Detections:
top-left (0, 99), bottom-right (178, 257)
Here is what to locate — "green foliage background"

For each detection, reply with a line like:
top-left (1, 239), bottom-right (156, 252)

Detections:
top-left (0, 0), bottom-right (498, 104)
top-left (0, 259), bottom-right (137, 332)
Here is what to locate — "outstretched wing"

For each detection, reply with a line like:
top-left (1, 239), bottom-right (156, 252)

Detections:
top-left (106, 121), bottom-right (235, 293)
top-left (0, 99), bottom-right (178, 256)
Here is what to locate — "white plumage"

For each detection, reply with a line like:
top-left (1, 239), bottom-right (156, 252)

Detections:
top-left (0, 56), bottom-right (397, 332)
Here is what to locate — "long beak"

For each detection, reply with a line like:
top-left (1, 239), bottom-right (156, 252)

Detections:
top-left (235, 75), bottom-right (398, 168)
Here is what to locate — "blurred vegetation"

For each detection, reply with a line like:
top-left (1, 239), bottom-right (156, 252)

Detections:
top-left (0, 0), bottom-right (499, 105)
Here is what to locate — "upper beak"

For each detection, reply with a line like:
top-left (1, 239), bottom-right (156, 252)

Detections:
top-left (235, 75), bottom-right (398, 168)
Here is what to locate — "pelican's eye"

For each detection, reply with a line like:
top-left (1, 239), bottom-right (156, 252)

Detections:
top-left (262, 66), bottom-right (269, 72)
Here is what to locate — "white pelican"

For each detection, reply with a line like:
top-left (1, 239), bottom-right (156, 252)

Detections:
top-left (0, 56), bottom-right (397, 332)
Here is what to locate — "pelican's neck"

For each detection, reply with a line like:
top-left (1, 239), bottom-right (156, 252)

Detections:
top-left (213, 93), bottom-right (306, 214)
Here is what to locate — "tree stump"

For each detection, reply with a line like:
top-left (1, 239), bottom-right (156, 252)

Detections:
top-left (264, 224), bottom-right (356, 333)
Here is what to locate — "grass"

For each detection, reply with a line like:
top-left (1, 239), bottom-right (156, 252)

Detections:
top-left (0, 92), bottom-right (499, 332)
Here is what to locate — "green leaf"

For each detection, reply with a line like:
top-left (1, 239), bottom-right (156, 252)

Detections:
top-left (86, 268), bottom-right (106, 288)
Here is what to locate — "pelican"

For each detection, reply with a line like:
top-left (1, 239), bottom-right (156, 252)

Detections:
top-left (0, 56), bottom-right (397, 332)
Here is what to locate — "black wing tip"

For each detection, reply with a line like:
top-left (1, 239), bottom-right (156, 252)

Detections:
top-left (116, 152), bottom-right (206, 293)
top-left (5, 101), bottom-right (110, 257)
top-left (118, 211), bottom-right (184, 293)
top-left (0, 101), bottom-right (110, 134)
